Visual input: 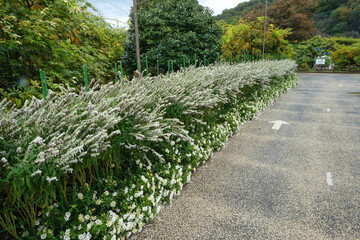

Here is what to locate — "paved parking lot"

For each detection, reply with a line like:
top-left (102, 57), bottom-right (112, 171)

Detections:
top-left (134, 73), bottom-right (360, 240)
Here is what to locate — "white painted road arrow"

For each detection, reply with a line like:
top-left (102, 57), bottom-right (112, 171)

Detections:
top-left (269, 120), bottom-right (290, 130)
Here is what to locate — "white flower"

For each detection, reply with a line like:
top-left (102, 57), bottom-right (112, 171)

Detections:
top-left (86, 222), bottom-right (93, 231)
top-left (77, 193), bottom-right (83, 200)
top-left (40, 233), bottom-right (47, 239)
top-left (0, 157), bottom-right (7, 163)
top-left (78, 214), bottom-right (85, 222)
top-left (170, 141), bottom-right (175, 146)
top-left (46, 176), bottom-right (58, 182)
top-left (110, 201), bottom-right (116, 207)
top-left (33, 136), bottom-right (43, 144)
top-left (104, 190), bottom-right (109, 196)
top-left (95, 219), bottom-right (102, 226)
top-left (112, 192), bottom-right (118, 197)
top-left (64, 212), bottom-right (71, 221)
top-left (16, 147), bottom-right (22, 153)
top-left (165, 148), bottom-right (170, 154)
top-left (84, 214), bottom-right (90, 221)
top-left (30, 169), bottom-right (42, 177)
top-left (35, 220), bottom-right (40, 226)
top-left (95, 199), bottom-right (102, 205)
top-left (141, 175), bottom-right (148, 183)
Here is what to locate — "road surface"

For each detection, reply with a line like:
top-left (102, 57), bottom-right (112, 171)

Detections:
top-left (134, 73), bottom-right (360, 240)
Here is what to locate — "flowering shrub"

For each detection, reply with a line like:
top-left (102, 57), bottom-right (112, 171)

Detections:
top-left (0, 60), bottom-right (298, 239)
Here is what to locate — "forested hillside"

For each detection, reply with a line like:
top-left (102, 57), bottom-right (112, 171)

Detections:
top-left (217, 0), bottom-right (360, 38)
top-left (216, 0), bottom-right (275, 24)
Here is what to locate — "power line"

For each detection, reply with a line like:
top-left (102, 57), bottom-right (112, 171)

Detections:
top-left (91, 0), bottom-right (130, 16)
top-left (103, 18), bottom-right (129, 25)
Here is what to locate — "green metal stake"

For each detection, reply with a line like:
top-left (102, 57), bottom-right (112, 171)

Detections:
top-left (83, 64), bottom-right (89, 92)
top-left (114, 62), bottom-right (117, 83)
top-left (39, 69), bottom-right (45, 99)
top-left (168, 60), bottom-right (170, 78)
top-left (146, 56), bottom-right (149, 77)
top-left (157, 60), bottom-right (159, 76)
top-left (183, 56), bottom-right (186, 75)
top-left (43, 70), bottom-right (48, 97)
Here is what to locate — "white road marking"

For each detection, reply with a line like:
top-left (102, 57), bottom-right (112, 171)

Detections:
top-left (269, 120), bottom-right (290, 130)
top-left (327, 108), bottom-right (330, 112)
top-left (326, 172), bottom-right (334, 186)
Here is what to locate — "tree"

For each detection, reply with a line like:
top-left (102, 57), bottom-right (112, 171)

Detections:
top-left (0, 0), bottom-right (126, 106)
top-left (221, 18), bottom-right (294, 59)
top-left (244, 0), bottom-right (319, 42)
top-left (122, 0), bottom-right (222, 76)
top-left (216, 0), bottom-right (276, 24)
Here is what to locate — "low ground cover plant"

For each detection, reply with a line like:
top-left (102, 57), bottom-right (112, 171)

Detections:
top-left (0, 60), bottom-right (298, 239)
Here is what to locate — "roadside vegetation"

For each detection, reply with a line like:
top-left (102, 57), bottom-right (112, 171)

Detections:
top-left (0, 0), bottom-right (358, 238)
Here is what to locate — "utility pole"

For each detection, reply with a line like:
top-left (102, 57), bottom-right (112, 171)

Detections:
top-left (262, 0), bottom-right (268, 60)
top-left (133, 0), bottom-right (141, 77)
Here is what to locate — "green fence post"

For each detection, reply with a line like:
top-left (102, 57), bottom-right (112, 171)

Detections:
top-left (83, 64), bottom-right (89, 92)
top-left (39, 69), bottom-right (48, 99)
top-left (157, 60), bottom-right (159, 76)
top-left (146, 56), bottom-right (149, 77)
top-left (194, 54), bottom-right (197, 69)
top-left (168, 60), bottom-right (170, 78)
top-left (43, 70), bottom-right (48, 97)
top-left (183, 55), bottom-right (186, 75)
top-left (114, 62), bottom-right (117, 83)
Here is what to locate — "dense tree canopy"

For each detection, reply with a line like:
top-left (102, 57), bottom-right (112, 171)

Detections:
top-left (221, 18), bottom-right (294, 59)
top-left (244, 0), bottom-right (319, 42)
top-left (216, 0), bottom-right (275, 25)
top-left (314, 0), bottom-right (360, 37)
top-left (216, 0), bottom-right (360, 39)
top-left (122, 0), bottom-right (222, 76)
top-left (0, 0), bottom-right (126, 105)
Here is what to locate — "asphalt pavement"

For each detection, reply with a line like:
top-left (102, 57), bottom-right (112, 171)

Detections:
top-left (133, 73), bottom-right (360, 240)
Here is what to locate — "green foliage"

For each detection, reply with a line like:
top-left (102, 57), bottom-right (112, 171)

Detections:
top-left (294, 35), bottom-right (360, 69)
top-left (217, 0), bottom-right (360, 38)
top-left (0, 60), bottom-right (297, 238)
top-left (216, 0), bottom-right (275, 24)
top-left (294, 36), bottom-right (335, 68)
top-left (221, 18), bottom-right (294, 59)
top-left (122, 0), bottom-right (222, 76)
top-left (314, 0), bottom-right (360, 37)
top-left (331, 43), bottom-right (360, 68)
top-left (0, 0), bottom-right (126, 106)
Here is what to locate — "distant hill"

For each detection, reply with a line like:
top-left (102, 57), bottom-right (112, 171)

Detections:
top-left (216, 0), bottom-right (275, 24)
top-left (216, 0), bottom-right (360, 38)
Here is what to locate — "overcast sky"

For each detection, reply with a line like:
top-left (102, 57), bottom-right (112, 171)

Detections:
top-left (87, 0), bottom-right (246, 28)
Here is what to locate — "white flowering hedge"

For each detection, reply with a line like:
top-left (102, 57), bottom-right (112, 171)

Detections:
top-left (0, 60), bottom-right (298, 239)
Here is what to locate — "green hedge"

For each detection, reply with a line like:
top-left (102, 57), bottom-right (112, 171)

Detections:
top-left (0, 60), bottom-right (298, 239)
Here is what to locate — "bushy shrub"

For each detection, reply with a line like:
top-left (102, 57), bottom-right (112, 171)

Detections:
top-left (0, 60), bottom-right (298, 239)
